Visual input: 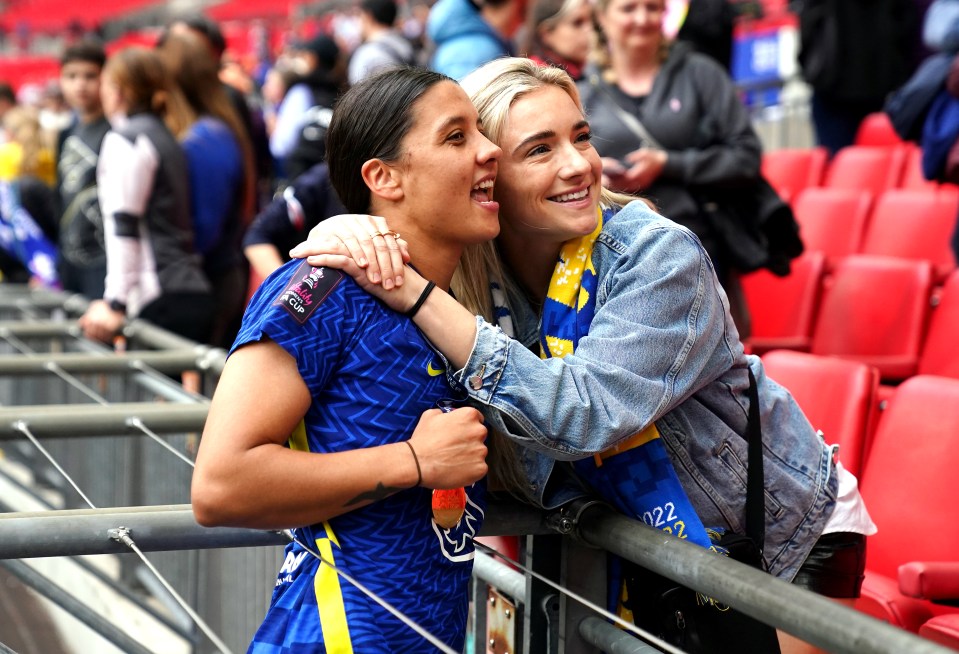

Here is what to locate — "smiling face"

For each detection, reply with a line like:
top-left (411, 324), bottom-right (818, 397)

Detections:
top-left (492, 84), bottom-right (601, 246)
top-left (391, 81), bottom-right (502, 249)
top-left (597, 0), bottom-right (665, 54)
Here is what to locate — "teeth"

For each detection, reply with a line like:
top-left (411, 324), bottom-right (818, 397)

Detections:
top-left (472, 180), bottom-right (494, 190)
top-left (551, 188), bottom-right (588, 202)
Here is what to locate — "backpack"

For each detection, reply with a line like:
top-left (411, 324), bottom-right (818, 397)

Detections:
top-left (284, 87), bottom-right (336, 181)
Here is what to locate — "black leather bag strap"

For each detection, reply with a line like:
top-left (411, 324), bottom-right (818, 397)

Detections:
top-left (745, 367), bottom-right (765, 550)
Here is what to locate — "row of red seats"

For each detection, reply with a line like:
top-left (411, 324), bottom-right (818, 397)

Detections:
top-left (744, 258), bottom-right (959, 382)
top-left (762, 112), bottom-right (951, 203)
top-left (793, 187), bottom-right (956, 281)
top-left (758, 117), bottom-right (959, 649)
top-left (759, 354), bottom-right (959, 648)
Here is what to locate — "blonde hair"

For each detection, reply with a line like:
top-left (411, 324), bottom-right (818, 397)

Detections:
top-left (1, 106), bottom-right (55, 182)
top-left (454, 57), bottom-right (635, 495)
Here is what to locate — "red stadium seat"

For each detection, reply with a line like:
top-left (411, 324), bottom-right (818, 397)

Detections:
top-left (899, 143), bottom-right (941, 193)
top-left (761, 147), bottom-right (828, 203)
top-left (855, 112), bottom-right (904, 147)
top-left (741, 251), bottom-right (826, 354)
top-left (856, 376), bottom-right (959, 632)
top-left (920, 614), bottom-right (959, 650)
top-left (859, 190), bottom-right (958, 281)
top-left (761, 350), bottom-right (878, 476)
top-left (810, 255), bottom-right (935, 381)
top-left (823, 145), bottom-right (907, 198)
top-left (918, 270), bottom-right (959, 379)
top-left (792, 188), bottom-right (872, 263)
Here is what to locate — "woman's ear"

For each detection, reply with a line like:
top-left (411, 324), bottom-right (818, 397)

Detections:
top-left (361, 159), bottom-right (404, 203)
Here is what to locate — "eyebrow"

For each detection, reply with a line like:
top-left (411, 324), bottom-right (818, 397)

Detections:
top-left (436, 115), bottom-right (469, 135)
top-left (512, 130), bottom-right (555, 155)
top-left (511, 120), bottom-right (591, 155)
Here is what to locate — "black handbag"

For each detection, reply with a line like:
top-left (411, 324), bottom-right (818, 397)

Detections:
top-left (621, 369), bottom-right (783, 654)
top-left (695, 178), bottom-right (804, 277)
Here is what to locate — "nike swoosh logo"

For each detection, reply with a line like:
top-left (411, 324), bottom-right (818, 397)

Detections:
top-left (427, 361), bottom-right (446, 377)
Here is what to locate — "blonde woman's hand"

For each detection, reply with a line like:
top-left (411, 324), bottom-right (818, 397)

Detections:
top-left (289, 214), bottom-right (410, 288)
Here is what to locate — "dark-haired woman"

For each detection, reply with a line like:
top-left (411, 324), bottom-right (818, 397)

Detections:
top-left (525, 0), bottom-right (595, 80)
top-left (159, 31), bottom-right (257, 348)
top-left (191, 67), bottom-right (498, 652)
top-left (78, 46), bottom-right (213, 344)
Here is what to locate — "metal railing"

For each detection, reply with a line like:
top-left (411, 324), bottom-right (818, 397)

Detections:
top-left (0, 285), bottom-right (951, 654)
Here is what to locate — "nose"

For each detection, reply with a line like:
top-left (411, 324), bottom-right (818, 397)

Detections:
top-left (477, 133), bottom-right (502, 165)
top-left (560, 144), bottom-right (592, 179)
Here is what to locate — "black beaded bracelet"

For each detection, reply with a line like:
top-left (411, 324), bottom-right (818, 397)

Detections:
top-left (404, 280), bottom-right (436, 319)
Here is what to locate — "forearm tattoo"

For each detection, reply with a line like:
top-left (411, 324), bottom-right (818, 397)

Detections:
top-left (344, 482), bottom-right (402, 507)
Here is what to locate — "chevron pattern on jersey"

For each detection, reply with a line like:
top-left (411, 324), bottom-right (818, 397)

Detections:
top-left (241, 260), bottom-right (486, 653)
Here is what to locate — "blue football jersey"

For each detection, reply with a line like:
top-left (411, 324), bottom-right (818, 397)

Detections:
top-left (236, 260), bottom-right (486, 653)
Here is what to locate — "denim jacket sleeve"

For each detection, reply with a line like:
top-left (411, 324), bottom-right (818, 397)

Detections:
top-left (454, 205), bottom-right (741, 459)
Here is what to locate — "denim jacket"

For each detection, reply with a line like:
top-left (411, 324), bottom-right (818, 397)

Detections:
top-left (454, 201), bottom-right (838, 580)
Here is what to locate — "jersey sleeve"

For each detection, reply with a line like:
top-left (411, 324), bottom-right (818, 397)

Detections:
top-left (233, 259), bottom-right (353, 397)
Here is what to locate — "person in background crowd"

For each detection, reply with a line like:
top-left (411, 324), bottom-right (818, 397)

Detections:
top-left (675, 0), bottom-right (736, 71)
top-left (159, 32), bottom-right (257, 349)
top-left (576, 0), bottom-right (761, 337)
top-left (269, 34), bottom-right (342, 183)
top-left (0, 104), bottom-right (56, 187)
top-left (78, 47), bottom-right (213, 344)
top-left (426, 0), bottom-right (526, 79)
top-left (259, 64), bottom-right (296, 138)
top-left (55, 39), bottom-right (111, 299)
top-left (796, 0), bottom-right (918, 155)
top-left (243, 162), bottom-right (346, 281)
top-left (192, 66), bottom-right (495, 653)
top-left (0, 105), bottom-right (59, 287)
top-left (524, 0), bottom-right (595, 80)
top-left (161, 13), bottom-right (273, 206)
top-left (348, 0), bottom-right (417, 85)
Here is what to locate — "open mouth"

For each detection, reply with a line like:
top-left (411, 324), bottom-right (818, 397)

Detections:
top-left (548, 188), bottom-right (589, 203)
top-left (471, 179), bottom-right (495, 203)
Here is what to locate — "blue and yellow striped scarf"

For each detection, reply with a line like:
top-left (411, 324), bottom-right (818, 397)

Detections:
top-left (526, 208), bottom-right (713, 552)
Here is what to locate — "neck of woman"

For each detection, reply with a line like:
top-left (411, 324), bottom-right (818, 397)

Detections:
top-left (497, 235), bottom-right (560, 311)
top-left (388, 220), bottom-right (463, 292)
top-left (610, 46), bottom-right (661, 95)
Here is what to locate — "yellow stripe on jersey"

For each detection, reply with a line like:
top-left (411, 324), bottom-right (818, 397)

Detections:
top-left (314, 522), bottom-right (352, 653)
top-left (289, 420), bottom-right (309, 452)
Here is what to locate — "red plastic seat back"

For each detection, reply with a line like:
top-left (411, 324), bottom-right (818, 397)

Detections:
top-left (741, 251), bottom-right (826, 353)
top-left (855, 112), bottom-right (904, 147)
top-left (918, 270), bottom-right (959, 379)
top-left (899, 143), bottom-right (941, 192)
top-left (859, 375), bottom-right (959, 579)
top-left (860, 189), bottom-right (958, 281)
top-left (761, 147), bottom-right (828, 203)
top-left (761, 350), bottom-right (878, 476)
top-left (920, 614), bottom-right (959, 650)
top-left (810, 255), bottom-right (934, 380)
top-left (823, 145), bottom-right (907, 197)
top-left (792, 188), bottom-right (872, 261)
